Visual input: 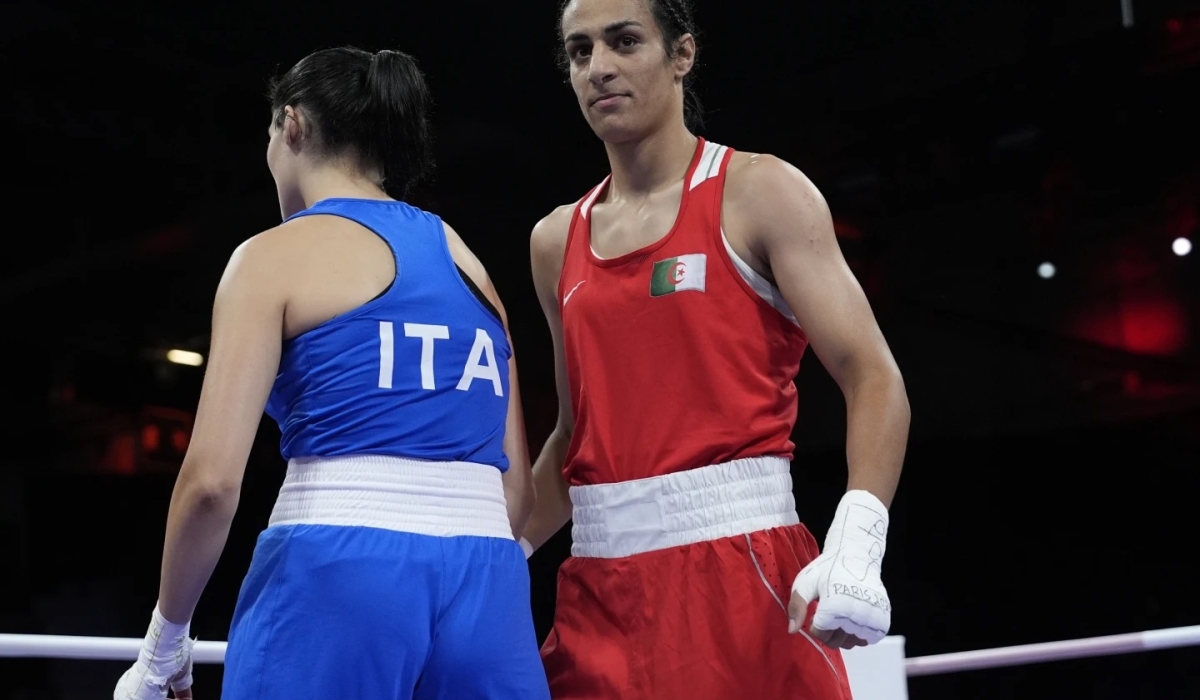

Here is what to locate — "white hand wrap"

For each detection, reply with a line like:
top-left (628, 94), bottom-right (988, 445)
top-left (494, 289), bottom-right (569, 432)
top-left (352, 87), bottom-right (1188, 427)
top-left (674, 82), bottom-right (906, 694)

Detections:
top-left (113, 606), bottom-right (194, 700)
top-left (518, 537), bottom-right (534, 559)
top-left (791, 490), bottom-right (892, 644)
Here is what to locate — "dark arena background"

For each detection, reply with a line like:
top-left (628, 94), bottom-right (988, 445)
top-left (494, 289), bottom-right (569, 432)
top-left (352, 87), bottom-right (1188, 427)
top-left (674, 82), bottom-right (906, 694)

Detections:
top-left (2, 0), bottom-right (1199, 698)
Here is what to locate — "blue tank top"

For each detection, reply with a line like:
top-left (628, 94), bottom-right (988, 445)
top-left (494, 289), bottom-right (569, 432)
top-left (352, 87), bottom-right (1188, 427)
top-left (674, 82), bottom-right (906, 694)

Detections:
top-left (264, 198), bottom-right (512, 471)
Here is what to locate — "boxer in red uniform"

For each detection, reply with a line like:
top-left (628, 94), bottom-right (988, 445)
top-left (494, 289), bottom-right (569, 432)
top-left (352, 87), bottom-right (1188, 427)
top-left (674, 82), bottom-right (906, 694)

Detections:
top-left (521, 0), bottom-right (912, 698)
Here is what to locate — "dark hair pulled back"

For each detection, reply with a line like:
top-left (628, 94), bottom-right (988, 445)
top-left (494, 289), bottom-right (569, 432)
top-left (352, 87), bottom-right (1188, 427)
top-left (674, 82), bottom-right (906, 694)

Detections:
top-left (269, 46), bottom-right (434, 200)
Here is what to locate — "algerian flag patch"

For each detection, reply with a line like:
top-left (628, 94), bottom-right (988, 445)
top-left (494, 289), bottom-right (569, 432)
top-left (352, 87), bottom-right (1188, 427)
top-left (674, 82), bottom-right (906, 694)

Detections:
top-left (650, 254), bottom-right (707, 297)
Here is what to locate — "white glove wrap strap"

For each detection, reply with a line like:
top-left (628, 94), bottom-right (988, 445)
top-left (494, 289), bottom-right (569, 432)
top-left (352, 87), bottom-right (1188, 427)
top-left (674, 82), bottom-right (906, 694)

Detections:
top-left (113, 606), bottom-right (195, 699)
top-left (791, 489), bottom-right (892, 644)
top-left (519, 537), bottom-right (534, 559)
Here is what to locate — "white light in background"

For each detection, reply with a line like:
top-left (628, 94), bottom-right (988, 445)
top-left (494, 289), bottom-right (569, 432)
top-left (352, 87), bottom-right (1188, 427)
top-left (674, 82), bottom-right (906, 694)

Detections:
top-left (1173, 237), bottom-right (1192, 257)
top-left (1038, 262), bottom-right (1056, 279)
top-left (166, 349), bottom-right (204, 367)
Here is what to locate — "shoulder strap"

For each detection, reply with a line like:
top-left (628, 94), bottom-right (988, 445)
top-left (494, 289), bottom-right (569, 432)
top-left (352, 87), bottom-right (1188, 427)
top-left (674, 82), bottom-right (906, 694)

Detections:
top-left (556, 179), bottom-right (610, 303)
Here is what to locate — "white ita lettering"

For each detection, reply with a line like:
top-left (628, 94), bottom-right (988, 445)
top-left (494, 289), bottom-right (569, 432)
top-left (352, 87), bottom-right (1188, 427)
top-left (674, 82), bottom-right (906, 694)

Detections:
top-left (377, 321), bottom-right (503, 396)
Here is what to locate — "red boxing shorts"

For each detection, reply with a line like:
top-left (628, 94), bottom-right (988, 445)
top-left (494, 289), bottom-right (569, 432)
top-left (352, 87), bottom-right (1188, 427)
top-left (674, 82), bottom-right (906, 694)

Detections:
top-left (541, 457), bottom-right (853, 700)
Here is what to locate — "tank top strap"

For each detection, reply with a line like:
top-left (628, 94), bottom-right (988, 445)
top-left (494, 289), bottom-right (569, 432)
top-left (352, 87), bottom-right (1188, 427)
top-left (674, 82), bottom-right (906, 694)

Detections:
top-left (559, 178), bottom-right (610, 304)
top-left (677, 140), bottom-right (735, 248)
top-left (288, 198), bottom-right (455, 305)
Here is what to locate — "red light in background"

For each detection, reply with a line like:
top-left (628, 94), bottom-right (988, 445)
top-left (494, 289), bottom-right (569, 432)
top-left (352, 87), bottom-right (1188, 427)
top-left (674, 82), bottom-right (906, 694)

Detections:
top-left (1072, 305), bottom-right (1122, 350)
top-left (1144, 13), bottom-right (1200, 74)
top-left (141, 424), bottom-right (161, 453)
top-left (833, 219), bottom-right (864, 241)
top-left (1069, 241), bottom-right (1188, 356)
top-left (1071, 295), bottom-right (1188, 356)
top-left (101, 432), bottom-right (137, 476)
top-left (1119, 297), bottom-right (1188, 355)
top-left (135, 406), bottom-right (195, 470)
top-left (171, 429), bottom-right (190, 453)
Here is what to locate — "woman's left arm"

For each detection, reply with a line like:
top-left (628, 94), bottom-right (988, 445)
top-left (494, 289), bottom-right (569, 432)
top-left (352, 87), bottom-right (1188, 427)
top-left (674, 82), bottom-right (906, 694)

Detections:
top-left (116, 233), bottom-right (287, 699)
top-left (157, 235), bottom-right (287, 624)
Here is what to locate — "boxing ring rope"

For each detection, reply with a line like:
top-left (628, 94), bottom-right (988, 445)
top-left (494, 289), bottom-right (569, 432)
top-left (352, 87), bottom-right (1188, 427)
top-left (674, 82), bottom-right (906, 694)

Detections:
top-left (2, 624), bottom-right (1198, 674)
top-left (903, 624), bottom-right (1200, 676)
top-left (0, 635), bottom-right (227, 663)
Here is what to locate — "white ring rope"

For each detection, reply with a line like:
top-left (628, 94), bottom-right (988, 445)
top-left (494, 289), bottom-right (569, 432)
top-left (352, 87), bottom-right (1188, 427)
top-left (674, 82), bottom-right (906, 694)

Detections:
top-left (904, 624), bottom-right (1200, 676)
top-left (0, 634), bottom-right (226, 663)
top-left (0, 625), bottom-right (1196, 675)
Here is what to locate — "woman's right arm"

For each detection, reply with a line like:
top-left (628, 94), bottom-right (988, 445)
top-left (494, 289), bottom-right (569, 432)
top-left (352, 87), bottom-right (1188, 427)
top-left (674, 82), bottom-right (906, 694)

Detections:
top-left (519, 206), bottom-right (577, 553)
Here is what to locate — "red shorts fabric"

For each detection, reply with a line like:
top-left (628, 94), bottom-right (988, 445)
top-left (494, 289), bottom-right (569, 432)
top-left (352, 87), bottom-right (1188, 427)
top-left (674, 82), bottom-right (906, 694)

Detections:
top-left (541, 523), bottom-right (853, 699)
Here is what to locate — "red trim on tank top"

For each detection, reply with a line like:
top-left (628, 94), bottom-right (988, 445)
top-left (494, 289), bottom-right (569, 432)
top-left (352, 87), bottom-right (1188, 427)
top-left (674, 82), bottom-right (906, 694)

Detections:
top-left (580, 137), bottom-right (709, 269)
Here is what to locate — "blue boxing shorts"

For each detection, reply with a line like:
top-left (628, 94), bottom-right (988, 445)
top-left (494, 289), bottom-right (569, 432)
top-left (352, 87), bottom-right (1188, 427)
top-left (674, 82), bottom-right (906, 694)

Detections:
top-left (220, 457), bottom-right (549, 700)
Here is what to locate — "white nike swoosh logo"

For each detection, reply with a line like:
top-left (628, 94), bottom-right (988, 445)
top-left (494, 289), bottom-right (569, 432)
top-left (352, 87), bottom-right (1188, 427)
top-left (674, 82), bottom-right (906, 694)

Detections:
top-left (563, 280), bottom-right (586, 306)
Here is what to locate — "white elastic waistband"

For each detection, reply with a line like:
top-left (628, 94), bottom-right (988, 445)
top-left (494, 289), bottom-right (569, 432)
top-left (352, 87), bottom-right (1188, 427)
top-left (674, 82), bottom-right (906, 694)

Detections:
top-left (569, 456), bottom-right (799, 558)
top-left (268, 455), bottom-right (513, 540)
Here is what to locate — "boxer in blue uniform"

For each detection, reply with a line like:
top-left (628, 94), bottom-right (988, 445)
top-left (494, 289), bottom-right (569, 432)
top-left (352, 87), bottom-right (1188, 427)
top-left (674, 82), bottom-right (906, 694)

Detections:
top-left (114, 46), bottom-right (549, 700)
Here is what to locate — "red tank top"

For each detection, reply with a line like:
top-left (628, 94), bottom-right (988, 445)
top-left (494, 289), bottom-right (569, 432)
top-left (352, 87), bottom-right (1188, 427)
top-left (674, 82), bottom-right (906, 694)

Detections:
top-left (558, 138), bottom-right (809, 486)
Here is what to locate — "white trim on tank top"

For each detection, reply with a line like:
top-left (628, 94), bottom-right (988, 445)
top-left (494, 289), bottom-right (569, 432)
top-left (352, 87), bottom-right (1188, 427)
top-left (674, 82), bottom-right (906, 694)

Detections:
top-left (719, 228), bottom-right (800, 326)
top-left (689, 142), bottom-right (729, 190)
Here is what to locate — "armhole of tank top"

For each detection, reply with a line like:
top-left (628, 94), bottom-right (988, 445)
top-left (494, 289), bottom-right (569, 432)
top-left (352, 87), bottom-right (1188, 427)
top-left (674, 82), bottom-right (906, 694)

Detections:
top-left (455, 262), bottom-right (502, 323)
top-left (557, 191), bottom-right (594, 305)
top-left (368, 278), bottom-right (395, 301)
top-left (432, 217), bottom-right (508, 336)
top-left (282, 209), bottom-right (402, 344)
top-left (710, 149), bottom-right (804, 331)
top-left (368, 212), bottom-right (401, 302)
